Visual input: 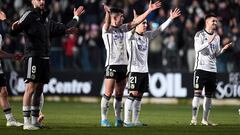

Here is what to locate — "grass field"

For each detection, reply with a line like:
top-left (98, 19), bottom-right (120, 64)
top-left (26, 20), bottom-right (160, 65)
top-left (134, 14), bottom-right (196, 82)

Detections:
top-left (0, 101), bottom-right (239, 135)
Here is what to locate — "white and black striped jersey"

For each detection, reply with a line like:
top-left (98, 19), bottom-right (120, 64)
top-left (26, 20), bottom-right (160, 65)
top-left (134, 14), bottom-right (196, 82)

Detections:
top-left (0, 35), bottom-right (4, 74)
top-left (194, 29), bottom-right (220, 72)
top-left (126, 18), bottom-right (172, 73)
top-left (102, 24), bottom-right (129, 66)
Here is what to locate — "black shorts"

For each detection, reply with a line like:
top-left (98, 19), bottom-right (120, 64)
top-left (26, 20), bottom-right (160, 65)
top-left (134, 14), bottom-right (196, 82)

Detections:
top-left (128, 72), bottom-right (149, 93)
top-left (105, 65), bottom-right (127, 83)
top-left (24, 57), bottom-right (50, 84)
top-left (193, 70), bottom-right (216, 92)
top-left (0, 73), bottom-right (7, 87)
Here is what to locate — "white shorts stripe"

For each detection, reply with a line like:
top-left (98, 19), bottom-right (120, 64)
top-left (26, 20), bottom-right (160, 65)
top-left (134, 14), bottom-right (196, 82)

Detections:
top-left (27, 57), bottom-right (32, 78)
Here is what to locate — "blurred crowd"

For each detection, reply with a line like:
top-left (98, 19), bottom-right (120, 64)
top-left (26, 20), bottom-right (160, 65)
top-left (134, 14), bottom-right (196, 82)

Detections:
top-left (0, 0), bottom-right (239, 73)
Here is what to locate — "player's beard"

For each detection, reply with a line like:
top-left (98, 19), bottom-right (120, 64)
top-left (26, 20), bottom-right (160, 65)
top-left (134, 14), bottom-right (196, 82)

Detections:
top-left (212, 24), bottom-right (217, 31)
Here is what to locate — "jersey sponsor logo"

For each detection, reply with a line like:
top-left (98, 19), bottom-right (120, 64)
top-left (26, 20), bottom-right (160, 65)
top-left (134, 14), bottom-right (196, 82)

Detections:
top-left (136, 38), bottom-right (147, 51)
top-left (137, 44), bottom-right (147, 51)
top-left (113, 31), bottom-right (124, 41)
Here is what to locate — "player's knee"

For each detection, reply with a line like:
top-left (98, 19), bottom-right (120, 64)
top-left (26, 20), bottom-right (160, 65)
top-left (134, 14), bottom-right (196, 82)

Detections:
top-left (194, 90), bottom-right (202, 97)
top-left (127, 93), bottom-right (135, 101)
top-left (115, 96), bottom-right (122, 101)
top-left (115, 90), bottom-right (123, 97)
top-left (0, 88), bottom-right (8, 97)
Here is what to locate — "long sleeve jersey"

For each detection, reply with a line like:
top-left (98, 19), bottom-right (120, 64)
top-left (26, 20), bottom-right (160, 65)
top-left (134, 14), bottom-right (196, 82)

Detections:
top-left (10, 7), bottom-right (78, 57)
top-left (194, 29), bottom-right (220, 72)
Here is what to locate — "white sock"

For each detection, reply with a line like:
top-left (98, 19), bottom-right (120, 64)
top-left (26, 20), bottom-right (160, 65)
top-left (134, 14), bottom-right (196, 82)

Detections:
top-left (3, 108), bottom-right (14, 121)
top-left (101, 95), bottom-right (110, 120)
top-left (203, 97), bottom-right (212, 122)
top-left (113, 97), bottom-right (122, 120)
top-left (5, 113), bottom-right (14, 121)
top-left (192, 96), bottom-right (201, 121)
top-left (31, 106), bottom-right (40, 125)
top-left (132, 99), bottom-right (141, 124)
top-left (124, 96), bottom-right (134, 123)
top-left (23, 106), bottom-right (31, 125)
top-left (39, 94), bottom-right (44, 111)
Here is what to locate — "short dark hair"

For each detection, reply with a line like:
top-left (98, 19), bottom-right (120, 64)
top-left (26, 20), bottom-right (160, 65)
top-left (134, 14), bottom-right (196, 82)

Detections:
top-left (204, 13), bottom-right (217, 21)
top-left (110, 7), bottom-right (124, 14)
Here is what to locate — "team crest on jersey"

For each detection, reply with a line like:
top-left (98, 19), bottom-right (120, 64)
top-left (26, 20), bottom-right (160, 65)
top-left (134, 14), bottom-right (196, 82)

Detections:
top-left (31, 74), bottom-right (36, 80)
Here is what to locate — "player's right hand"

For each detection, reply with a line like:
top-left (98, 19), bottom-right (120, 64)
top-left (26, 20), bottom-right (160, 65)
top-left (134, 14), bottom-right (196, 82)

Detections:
top-left (103, 3), bottom-right (110, 13)
top-left (0, 11), bottom-right (6, 21)
top-left (74, 6), bottom-right (85, 17)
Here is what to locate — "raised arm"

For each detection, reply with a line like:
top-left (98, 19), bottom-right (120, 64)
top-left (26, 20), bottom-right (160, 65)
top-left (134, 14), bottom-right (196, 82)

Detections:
top-left (159, 8), bottom-right (181, 31)
top-left (102, 3), bottom-right (111, 31)
top-left (127, 0), bottom-right (161, 30)
top-left (146, 8), bottom-right (181, 40)
top-left (50, 6), bottom-right (85, 37)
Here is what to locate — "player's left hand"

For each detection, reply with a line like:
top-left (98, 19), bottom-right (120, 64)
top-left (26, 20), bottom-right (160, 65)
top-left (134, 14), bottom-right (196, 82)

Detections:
top-left (0, 11), bottom-right (6, 21)
top-left (74, 6), bottom-right (85, 17)
top-left (148, 0), bottom-right (161, 12)
top-left (222, 42), bottom-right (232, 50)
top-left (170, 8), bottom-right (181, 19)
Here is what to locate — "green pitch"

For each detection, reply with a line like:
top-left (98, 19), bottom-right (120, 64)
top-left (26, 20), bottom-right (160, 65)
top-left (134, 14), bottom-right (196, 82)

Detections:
top-left (0, 101), bottom-right (239, 135)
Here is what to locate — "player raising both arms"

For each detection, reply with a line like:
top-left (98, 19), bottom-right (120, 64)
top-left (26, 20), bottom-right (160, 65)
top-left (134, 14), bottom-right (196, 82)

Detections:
top-left (124, 8), bottom-right (181, 127)
top-left (101, 0), bottom-right (161, 127)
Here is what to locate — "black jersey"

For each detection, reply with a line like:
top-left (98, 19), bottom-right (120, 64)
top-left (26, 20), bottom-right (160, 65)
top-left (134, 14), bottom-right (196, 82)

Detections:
top-left (10, 7), bottom-right (78, 57)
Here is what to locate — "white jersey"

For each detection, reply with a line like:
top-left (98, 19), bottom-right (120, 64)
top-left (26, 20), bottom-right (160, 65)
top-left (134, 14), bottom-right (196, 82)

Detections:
top-left (102, 24), bottom-right (129, 66)
top-left (126, 18), bottom-right (172, 73)
top-left (0, 35), bottom-right (4, 74)
top-left (194, 30), bottom-right (220, 72)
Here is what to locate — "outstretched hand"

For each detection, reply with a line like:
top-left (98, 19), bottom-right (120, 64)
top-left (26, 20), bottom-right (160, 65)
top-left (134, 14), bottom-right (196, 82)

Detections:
top-left (0, 11), bottom-right (6, 21)
top-left (103, 3), bottom-right (110, 13)
top-left (133, 9), bottom-right (138, 19)
top-left (170, 8), bottom-right (181, 19)
top-left (148, 0), bottom-right (161, 12)
top-left (74, 6), bottom-right (85, 17)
